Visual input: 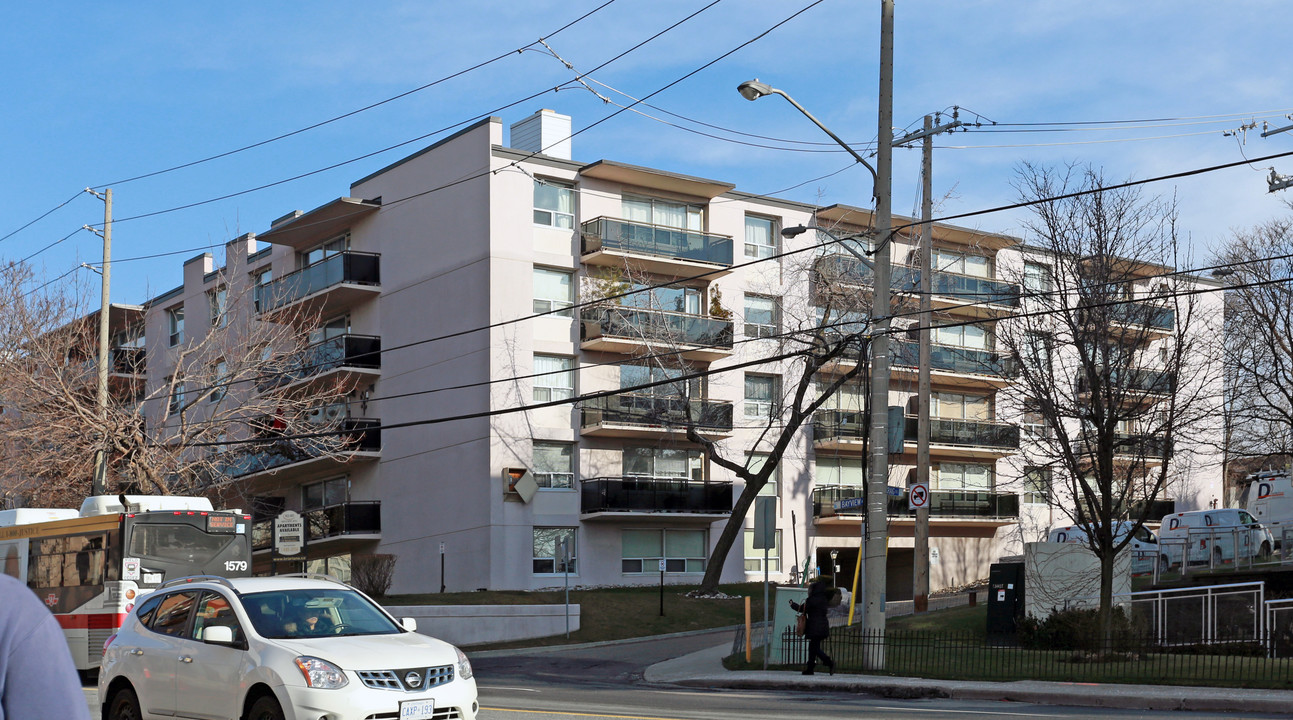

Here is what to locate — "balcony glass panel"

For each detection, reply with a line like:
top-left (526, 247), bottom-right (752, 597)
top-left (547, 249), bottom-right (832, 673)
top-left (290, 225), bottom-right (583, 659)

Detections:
top-left (581, 393), bottom-right (733, 432)
top-left (813, 410), bottom-right (867, 442)
top-left (580, 306), bottom-right (733, 350)
top-left (581, 217), bottom-right (733, 266)
top-left (892, 339), bottom-right (1015, 378)
top-left (811, 487), bottom-right (1019, 519)
top-left (1076, 369), bottom-right (1176, 395)
top-left (258, 251), bottom-right (380, 312)
top-left (1072, 433), bottom-right (1171, 458)
top-left (1112, 301), bottom-right (1175, 331)
top-left (305, 502), bottom-right (382, 542)
top-left (903, 416), bottom-right (1020, 450)
top-left (930, 270), bottom-right (1020, 307)
top-left (261, 335), bottom-right (382, 390)
top-left (224, 419), bottom-right (381, 478)
top-left (580, 477), bottom-right (733, 514)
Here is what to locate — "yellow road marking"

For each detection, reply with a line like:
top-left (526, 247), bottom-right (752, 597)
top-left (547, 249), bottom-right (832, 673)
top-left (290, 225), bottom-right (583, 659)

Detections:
top-left (483, 707), bottom-right (690, 720)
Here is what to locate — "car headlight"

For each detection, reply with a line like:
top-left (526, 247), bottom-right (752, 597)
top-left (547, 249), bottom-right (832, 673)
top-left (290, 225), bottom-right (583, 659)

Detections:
top-left (294, 656), bottom-right (349, 689)
top-left (455, 646), bottom-right (473, 680)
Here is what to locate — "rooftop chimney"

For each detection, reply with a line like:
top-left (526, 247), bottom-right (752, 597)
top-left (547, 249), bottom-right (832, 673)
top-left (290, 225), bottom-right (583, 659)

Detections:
top-left (510, 109), bottom-right (572, 160)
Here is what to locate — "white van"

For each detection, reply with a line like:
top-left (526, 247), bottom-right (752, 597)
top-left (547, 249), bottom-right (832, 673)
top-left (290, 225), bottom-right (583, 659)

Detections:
top-left (1048, 521), bottom-right (1163, 574)
top-left (1239, 471), bottom-right (1293, 547)
top-left (1157, 508), bottom-right (1274, 568)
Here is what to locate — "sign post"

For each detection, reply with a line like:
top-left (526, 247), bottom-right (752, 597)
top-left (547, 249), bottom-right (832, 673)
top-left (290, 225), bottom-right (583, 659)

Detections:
top-left (658, 558), bottom-right (666, 617)
top-left (439, 542), bottom-right (446, 593)
top-left (559, 538), bottom-right (571, 638)
top-left (753, 496), bottom-right (776, 670)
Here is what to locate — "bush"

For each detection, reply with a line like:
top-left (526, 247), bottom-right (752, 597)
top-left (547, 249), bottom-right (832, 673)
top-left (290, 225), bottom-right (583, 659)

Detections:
top-left (1017, 607), bottom-right (1145, 652)
top-left (350, 553), bottom-right (397, 597)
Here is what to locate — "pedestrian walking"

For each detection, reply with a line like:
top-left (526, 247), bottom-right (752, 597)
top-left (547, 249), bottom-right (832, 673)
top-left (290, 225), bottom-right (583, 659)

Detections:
top-left (0, 572), bottom-right (92, 718)
top-left (788, 578), bottom-right (835, 675)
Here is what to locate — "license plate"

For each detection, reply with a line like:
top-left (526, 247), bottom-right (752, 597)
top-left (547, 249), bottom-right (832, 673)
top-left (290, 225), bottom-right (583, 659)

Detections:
top-left (399, 699), bottom-right (436, 719)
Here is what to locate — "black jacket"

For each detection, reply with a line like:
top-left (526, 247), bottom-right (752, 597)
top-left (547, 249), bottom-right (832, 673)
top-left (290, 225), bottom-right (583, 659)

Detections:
top-left (790, 582), bottom-right (831, 640)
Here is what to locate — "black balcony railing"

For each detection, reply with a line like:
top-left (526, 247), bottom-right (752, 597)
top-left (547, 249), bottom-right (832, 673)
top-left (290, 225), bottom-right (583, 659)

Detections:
top-left (811, 486), bottom-right (1019, 520)
top-left (812, 410), bottom-right (867, 443)
top-left (581, 477), bottom-right (733, 514)
top-left (581, 217), bottom-right (733, 266)
top-left (257, 251), bottom-right (380, 313)
top-left (225, 418), bottom-right (382, 478)
top-left (581, 393), bottom-right (733, 432)
top-left (261, 334), bottom-right (382, 390)
top-left (1076, 368), bottom-right (1176, 395)
top-left (904, 416), bottom-right (1021, 450)
top-left (1072, 433), bottom-right (1172, 459)
top-left (251, 501), bottom-right (382, 551)
top-left (893, 339), bottom-right (1016, 379)
top-left (814, 255), bottom-right (1020, 307)
top-left (580, 305), bottom-right (733, 350)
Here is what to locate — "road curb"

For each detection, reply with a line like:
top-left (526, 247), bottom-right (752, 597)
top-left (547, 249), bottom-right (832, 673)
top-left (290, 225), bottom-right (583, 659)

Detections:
top-left (466, 625), bottom-right (740, 659)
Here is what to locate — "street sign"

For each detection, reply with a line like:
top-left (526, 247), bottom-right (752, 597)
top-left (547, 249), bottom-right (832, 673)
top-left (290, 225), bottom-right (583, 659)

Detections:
top-left (886, 485), bottom-right (903, 497)
top-left (274, 510), bottom-right (304, 556)
top-left (833, 497), bottom-right (866, 512)
top-left (752, 496), bottom-right (777, 549)
top-left (909, 482), bottom-right (930, 510)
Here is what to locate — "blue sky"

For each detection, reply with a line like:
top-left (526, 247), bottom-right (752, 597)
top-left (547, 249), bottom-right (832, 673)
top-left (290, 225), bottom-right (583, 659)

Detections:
top-left (4, 1), bottom-right (1293, 305)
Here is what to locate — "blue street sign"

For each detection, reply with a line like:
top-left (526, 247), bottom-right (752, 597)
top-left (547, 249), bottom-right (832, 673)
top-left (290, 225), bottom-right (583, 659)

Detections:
top-left (833, 497), bottom-right (866, 511)
top-left (886, 485), bottom-right (903, 497)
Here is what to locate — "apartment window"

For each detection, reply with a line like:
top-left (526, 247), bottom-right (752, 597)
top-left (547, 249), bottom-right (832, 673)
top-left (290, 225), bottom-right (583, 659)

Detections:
top-left (1023, 261), bottom-right (1053, 297)
top-left (533, 180), bottom-right (574, 229)
top-left (210, 360), bottom-right (228, 403)
top-left (743, 529), bottom-right (781, 572)
top-left (1022, 411), bottom-right (1050, 439)
top-left (252, 268), bottom-right (273, 312)
top-left (621, 529), bottom-right (706, 574)
top-left (935, 462), bottom-right (993, 491)
top-left (1022, 332), bottom-right (1052, 370)
top-left (933, 321), bottom-right (987, 349)
top-left (623, 446), bottom-right (703, 480)
top-left (208, 285), bottom-right (228, 328)
top-left (623, 282), bottom-right (703, 314)
top-left (533, 442), bottom-right (574, 489)
top-left (622, 196), bottom-right (703, 231)
top-left (168, 379), bottom-right (186, 416)
top-left (745, 215), bottom-right (776, 259)
top-left (620, 363), bottom-right (700, 400)
top-left (814, 456), bottom-right (865, 488)
top-left (533, 268), bottom-right (574, 317)
top-left (931, 391), bottom-right (991, 420)
top-left (932, 248), bottom-right (990, 278)
top-left (744, 294), bottom-right (779, 338)
top-left (817, 381), bottom-right (865, 414)
top-left (167, 306), bottom-right (185, 347)
top-left (533, 527), bottom-right (577, 574)
top-left (744, 374), bottom-right (778, 419)
top-left (303, 477), bottom-right (347, 510)
top-left (747, 453), bottom-right (779, 499)
top-left (301, 235), bottom-right (348, 268)
top-left (533, 355), bottom-right (574, 402)
top-left (1023, 466), bottom-right (1051, 505)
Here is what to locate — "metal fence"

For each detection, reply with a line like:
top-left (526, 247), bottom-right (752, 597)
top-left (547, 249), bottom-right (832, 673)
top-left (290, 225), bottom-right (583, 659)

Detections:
top-left (1064, 581), bottom-right (1265, 647)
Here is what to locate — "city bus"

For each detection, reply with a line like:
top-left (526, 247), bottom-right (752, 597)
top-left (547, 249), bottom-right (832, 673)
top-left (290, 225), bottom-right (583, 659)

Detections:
top-left (0, 495), bottom-right (252, 671)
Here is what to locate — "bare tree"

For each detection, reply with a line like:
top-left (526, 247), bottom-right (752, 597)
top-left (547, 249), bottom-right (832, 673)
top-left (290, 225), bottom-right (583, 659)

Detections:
top-left (996, 164), bottom-right (1223, 641)
top-left (0, 256), bottom-right (360, 506)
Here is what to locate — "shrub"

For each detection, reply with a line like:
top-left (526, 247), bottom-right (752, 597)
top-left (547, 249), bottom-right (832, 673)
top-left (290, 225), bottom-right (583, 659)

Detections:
top-left (350, 553), bottom-right (397, 597)
top-left (1017, 607), bottom-right (1145, 652)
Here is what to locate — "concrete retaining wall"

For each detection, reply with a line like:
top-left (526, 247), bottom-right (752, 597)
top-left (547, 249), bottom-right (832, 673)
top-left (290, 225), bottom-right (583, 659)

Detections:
top-left (382, 604), bottom-right (581, 647)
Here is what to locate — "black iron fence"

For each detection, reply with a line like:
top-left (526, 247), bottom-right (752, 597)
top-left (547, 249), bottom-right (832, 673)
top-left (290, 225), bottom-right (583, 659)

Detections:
top-left (769, 628), bottom-right (1293, 687)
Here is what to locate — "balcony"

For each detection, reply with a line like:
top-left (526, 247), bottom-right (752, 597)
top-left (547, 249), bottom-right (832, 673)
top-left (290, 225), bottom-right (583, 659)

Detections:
top-left (580, 477), bottom-right (733, 520)
top-left (580, 305), bottom-right (733, 361)
top-left (1081, 300), bottom-right (1175, 339)
top-left (812, 486), bottom-right (1019, 523)
top-left (892, 339), bottom-right (1017, 389)
top-left (225, 418), bottom-right (382, 482)
top-left (1071, 432), bottom-right (1172, 467)
top-left (110, 347), bottom-right (145, 375)
top-left (257, 251), bottom-right (380, 321)
top-left (580, 393), bottom-right (733, 439)
top-left (812, 410), bottom-right (867, 453)
top-left (1075, 368), bottom-right (1176, 402)
top-left (813, 255), bottom-right (1020, 317)
top-left (581, 217), bottom-right (733, 276)
top-left (251, 501), bottom-right (382, 552)
top-left (260, 334), bottom-right (381, 393)
top-left (903, 416), bottom-right (1020, 460)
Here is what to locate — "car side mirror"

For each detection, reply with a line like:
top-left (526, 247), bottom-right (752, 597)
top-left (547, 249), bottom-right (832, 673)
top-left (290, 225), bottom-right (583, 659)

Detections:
top-left (400, 617), bottom-right (418, 632)
top-left (202, 625), bottom-right (235, 645)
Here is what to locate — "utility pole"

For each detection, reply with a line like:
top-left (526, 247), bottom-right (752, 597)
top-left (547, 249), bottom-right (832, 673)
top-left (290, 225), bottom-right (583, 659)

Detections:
top-left (85, 188), bottom-right (113, 497)
top-left (863, 0), bottom-right (894, 668)
top-left (1258, 120), bottom-right (1293, 192)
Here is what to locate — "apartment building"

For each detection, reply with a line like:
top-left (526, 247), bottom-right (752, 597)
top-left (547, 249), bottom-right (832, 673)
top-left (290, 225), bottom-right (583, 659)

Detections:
top-left (114, 110), bottom-right (1225, 597)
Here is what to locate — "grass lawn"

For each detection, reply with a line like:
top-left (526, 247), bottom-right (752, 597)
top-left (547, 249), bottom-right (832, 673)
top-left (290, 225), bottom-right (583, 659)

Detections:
top-left (385, 582), bottom-right (771, 650)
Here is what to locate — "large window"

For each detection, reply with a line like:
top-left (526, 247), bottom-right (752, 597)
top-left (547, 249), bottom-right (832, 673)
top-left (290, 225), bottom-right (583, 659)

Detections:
top-left (743, 529), bottom-right (781, 572)
top-left (533, 442), bottom-right (574, 489)
top-left (533, 527), bottom-right (577, 574)
top-left (534, 180), bottom-right (574, 229)
top-left (934, 321), bottom-right (988, 349)
top-left (252, 267), bottom-right (273, 312)
top-left (533, 268), bottom-right (574, 317)
top-left (1023, 261), bottom-right (1053, 297)
top-left (931, 391), bottom-right (992, 420)
top-left (168, 379), bottom-right (186, 416)
top-left (208, 285), bottom-right (228, 328)
top-left (747, 453), bottom-right (779, 500)
top-left (1023, 466), bottom-right (1051, 505)
top-left (533, 355), bottom-right (574, 402)
top-left (621, 529), bottom-right (706, 574)
top-left (622, 282), bottom-right (703, 315)
top-left (167, 306), bottom-right (185, 347)
top-left (815, 456), bottom-right (865, 488)
top-left (301, 235), bottom-right (348, 268)
top-left (622, 196), bottom-right (703, 231)
top-left (303, 477), bottom-right (347, 510)
top-left (623, 446), bottom-right (703, 480)
top-left (744, 294), bottom-right (779, 339)
top-left (936, 462), bottom-right (993, 491)
top-left (744, 215), bottom-right (776, 259)
top-left (620, 363), bottom-right (699, 397)
top-left (933, 248), bottom-right (990, 278)
top-left (744, 374), bottom-right (778, 419)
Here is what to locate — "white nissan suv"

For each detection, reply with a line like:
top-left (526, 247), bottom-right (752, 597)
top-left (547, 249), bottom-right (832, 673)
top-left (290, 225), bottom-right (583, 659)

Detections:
top-left (99, 575), bottom-right (478, 720)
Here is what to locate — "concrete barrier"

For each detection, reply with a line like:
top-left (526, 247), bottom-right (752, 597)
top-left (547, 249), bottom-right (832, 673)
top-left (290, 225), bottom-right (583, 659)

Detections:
top-left (382, 604), bottom-right (581, 647)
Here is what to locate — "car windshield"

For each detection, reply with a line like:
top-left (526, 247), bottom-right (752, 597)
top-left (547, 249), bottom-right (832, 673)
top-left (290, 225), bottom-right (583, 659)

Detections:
top-left (242, 588), bottom-right (401, 639)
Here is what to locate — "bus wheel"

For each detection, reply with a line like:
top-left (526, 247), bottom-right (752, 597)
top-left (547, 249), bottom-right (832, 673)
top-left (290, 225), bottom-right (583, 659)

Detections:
top-left (108, 687), bottom-right (141, 720)
top-left (249, 695), bottom-right (285, 720)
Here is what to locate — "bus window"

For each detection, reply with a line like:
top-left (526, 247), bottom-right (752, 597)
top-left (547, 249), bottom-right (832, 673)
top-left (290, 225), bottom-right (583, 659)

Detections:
top-left (150, 591), bottom-right (198, 638)
top-left (128, 524), bottom-right (238, 565)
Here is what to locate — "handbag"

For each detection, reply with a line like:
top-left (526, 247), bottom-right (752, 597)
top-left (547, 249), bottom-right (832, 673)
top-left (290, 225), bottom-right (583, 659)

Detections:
top-left (795, 612), bottom-right (807, 637)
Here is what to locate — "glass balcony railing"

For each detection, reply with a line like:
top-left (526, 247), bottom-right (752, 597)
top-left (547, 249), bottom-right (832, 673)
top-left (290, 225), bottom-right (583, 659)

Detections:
top-left (260, 334), bottom-right (381, 390)
top-left (580, 306), bottom-right (733, 350)
top-left (257, 251), bottom-right (380, 313)
top-left (814, 255), bottom-right (1020, 307)
top-left (812, 410), bottom-right (867, 443)
top-left (811, 486), bottom-right (1019, 520)
top-left (1075, 368), bottom-right (1176, 395)
top-left (581, 393), bottom-right (733, 432)
top-left (892, 339), bottom-right (1016, 379)
top-left (251, 501), bottom-right (382, 551)
top-left (1072, 433), bottom-right (1171, 459)
top-left (903, 416), bottom-right (1020, 450)
top-left (1082, 300), bottom-right (1175, 332)
top-left (225, 419), bottom-right (382, 478)
top-left (581, 477), bottom-right (733, 514)
top-left (581, 217), bottom-right (733, 266)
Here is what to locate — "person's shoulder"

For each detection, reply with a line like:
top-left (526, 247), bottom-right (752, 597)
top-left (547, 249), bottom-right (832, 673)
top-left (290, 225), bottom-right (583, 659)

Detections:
top-left (0, 573), bottom-right (48, 615)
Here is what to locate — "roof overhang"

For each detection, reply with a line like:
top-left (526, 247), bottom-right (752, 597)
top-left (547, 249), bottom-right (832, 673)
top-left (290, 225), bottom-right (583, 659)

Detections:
top-left (579, 160), bottom-right (734, 199)
top-left (258, 197), bottom-right (381, 250)
top-left (815, 203), bottom-right (1020, 251)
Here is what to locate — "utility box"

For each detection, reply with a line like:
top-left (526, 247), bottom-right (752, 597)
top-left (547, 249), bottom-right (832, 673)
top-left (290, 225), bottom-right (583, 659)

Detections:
top-left (986, 561), bottom-right (1025, 639)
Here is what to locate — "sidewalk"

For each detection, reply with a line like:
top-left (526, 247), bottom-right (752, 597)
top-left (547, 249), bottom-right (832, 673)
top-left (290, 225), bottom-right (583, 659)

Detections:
top-left (643, 639), bottom-right (1293, 715)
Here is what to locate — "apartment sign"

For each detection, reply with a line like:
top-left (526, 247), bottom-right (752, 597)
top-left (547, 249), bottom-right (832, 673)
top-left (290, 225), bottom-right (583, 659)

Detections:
top-left (274, 510), bottom-right (305, 557)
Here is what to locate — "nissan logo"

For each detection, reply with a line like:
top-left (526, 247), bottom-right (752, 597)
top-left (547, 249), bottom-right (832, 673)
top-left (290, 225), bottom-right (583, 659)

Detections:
top-left (404, 671), bottom-right (422, 688)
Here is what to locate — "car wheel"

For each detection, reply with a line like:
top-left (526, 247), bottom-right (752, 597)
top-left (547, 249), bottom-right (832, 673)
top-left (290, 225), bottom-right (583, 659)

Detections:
top-left (248, 694), bottom-right (286, 720)
top-left (108, 687), bottom-right (142, 720)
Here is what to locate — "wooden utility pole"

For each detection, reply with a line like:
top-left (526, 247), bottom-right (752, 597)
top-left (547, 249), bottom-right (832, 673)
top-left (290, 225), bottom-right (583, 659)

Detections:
top-left (90, 188), bottom-right (112, 497)
top-left (915, 116), bottom-right (933, 612)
